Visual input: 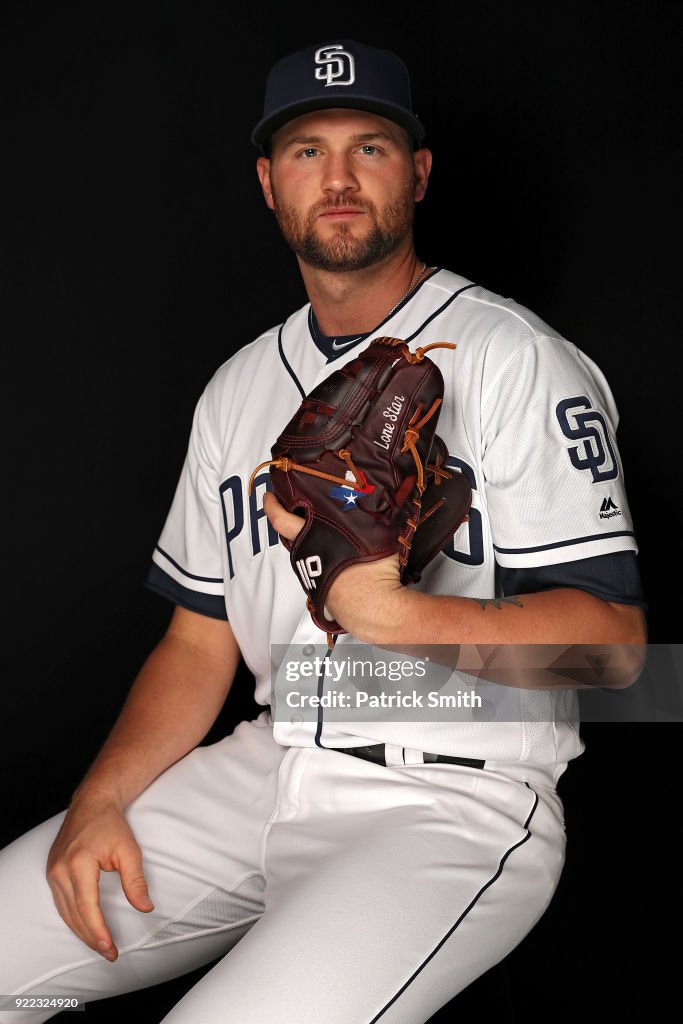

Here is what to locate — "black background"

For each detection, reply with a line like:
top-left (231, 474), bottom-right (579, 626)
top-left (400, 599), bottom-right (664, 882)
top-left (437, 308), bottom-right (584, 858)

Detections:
top-left (2, 0), bottom-right (680, 1019)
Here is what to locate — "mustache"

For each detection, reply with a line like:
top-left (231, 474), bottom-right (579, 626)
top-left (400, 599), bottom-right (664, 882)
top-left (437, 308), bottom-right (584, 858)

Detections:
top-left (310, 197), bottom-right (374, 216)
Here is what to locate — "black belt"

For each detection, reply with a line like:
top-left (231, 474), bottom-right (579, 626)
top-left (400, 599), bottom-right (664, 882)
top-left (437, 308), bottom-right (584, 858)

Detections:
top-left (336, 744), bottom-right (485, 769)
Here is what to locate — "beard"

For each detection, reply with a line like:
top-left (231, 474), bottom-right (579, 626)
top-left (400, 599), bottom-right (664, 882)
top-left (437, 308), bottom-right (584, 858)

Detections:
top-left (270, 174), bottom-right (418, 272)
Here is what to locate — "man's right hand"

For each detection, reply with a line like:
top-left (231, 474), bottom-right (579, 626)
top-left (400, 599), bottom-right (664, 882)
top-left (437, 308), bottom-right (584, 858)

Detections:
top-left (43, 606), bottom-right (240, 963)
top-left (46, 796), bottom-right (155, 962)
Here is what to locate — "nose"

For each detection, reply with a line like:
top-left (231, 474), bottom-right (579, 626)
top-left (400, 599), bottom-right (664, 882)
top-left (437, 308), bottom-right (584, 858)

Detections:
top-left (320, 150), bottom-right (359, 197)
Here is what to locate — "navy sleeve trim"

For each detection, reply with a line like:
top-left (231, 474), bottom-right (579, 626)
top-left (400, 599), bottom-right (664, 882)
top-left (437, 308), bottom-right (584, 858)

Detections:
top-left (155, 544), bottom-right (223, 584)
top-left (493, 530), bottom-right (636, 555)
top-left (145, 563), bottom-right (228, 621)
top-left (498, 551), bottom-right (648, 611)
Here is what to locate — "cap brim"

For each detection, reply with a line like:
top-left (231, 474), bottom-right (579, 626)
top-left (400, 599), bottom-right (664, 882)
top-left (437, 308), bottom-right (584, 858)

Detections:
top-left (251, 95), bottom-right (425, 147)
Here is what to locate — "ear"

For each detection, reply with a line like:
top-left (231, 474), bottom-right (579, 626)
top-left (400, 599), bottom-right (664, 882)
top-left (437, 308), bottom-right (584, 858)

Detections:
top-left (412, 148), bottom-right (433, 203)
top-left (256, 156), bottom-right (275, 211)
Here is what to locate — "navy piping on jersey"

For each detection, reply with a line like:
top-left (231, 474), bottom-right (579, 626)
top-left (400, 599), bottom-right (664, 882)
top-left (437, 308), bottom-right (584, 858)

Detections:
top-left (403, 281), bottom-right (478, 343)
top-left (314, 644), bottom-right (336, 747)
top-left (280, 271), bottom-right (476, 395)
top-left (367, 783), bottom-right (540, 1023)
top-left (277, 325), bottom-right (307, 400)
top-left (306, 267), bottom-right (476, 365)
top-left (153, 540), bottom-right (223, 581)
top-left (153, 544), bottom-right (223, 583)
top-left (145, 563), bottom-right (228, 621)
top-left (493, 530), bottom-right (636, 554)
top-left (315, 638), bottom-right (335, 745)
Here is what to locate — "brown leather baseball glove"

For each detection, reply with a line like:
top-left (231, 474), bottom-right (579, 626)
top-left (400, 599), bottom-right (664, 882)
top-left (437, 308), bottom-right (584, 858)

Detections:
top-left (249, 337), bottom-right (471, 640)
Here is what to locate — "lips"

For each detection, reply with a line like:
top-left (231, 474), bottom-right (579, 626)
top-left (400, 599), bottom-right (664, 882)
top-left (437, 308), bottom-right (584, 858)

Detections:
top-left (318, 209), bottom-right (365, 219)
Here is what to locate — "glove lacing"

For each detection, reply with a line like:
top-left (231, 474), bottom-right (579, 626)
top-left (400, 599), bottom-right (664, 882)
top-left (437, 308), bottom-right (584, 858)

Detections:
top-left (248, 341), bottom-right (457, 498)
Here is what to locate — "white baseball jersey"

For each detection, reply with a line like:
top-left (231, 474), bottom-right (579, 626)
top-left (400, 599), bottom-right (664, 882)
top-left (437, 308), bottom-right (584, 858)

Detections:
top-left (147, 268), bottom-right (639, 779)
top-left (0, 268), bottom-right (629, 1022)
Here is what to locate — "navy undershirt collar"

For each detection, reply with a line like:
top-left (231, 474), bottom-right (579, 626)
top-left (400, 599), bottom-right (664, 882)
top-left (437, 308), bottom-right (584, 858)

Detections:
top-left (308, 308), bottom-right (371, 362)
top-left (308, 266), bottom-right (442, 363)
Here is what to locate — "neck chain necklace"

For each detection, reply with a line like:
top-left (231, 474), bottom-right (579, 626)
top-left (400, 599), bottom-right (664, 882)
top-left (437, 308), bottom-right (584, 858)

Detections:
top-left (386, 261), bottom-right (429, 319)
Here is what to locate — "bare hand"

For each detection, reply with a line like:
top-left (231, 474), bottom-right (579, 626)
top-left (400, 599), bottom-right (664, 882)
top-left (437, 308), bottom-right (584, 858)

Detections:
top-left (46, 796), bottom-right (154, 962)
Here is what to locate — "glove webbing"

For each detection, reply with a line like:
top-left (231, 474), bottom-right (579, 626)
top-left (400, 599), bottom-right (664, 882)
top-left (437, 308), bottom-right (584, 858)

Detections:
top-left (400, 398), bottom-right (442, 494)
top-left (396, 440), bottom-right (454, 566)
top-left (414, 447), bottom-right (451, 524)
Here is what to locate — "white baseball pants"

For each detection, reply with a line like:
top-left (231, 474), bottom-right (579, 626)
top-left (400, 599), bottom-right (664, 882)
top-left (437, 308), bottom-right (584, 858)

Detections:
top-left (0, 712), bottom-right (566, 1024)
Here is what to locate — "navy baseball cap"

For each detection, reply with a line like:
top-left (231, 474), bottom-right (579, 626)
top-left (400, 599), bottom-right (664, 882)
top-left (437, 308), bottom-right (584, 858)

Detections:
top-left (251, 39), bottom-right (425, 149)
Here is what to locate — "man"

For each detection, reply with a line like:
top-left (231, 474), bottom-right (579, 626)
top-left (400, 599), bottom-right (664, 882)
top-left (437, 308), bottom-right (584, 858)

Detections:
top-left (0, 39), bottom-right (646, 1024)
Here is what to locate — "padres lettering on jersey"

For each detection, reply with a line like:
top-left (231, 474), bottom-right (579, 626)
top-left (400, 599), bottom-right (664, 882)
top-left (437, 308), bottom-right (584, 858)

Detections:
top-left (147, 269), bottom-right (638, 772)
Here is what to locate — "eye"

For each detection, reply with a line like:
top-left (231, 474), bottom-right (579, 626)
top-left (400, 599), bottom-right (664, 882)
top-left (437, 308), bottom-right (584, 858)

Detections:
top-left (359, 144), bottom-right (380, 155)
top-left (299, 147), bottom-right (319, 159)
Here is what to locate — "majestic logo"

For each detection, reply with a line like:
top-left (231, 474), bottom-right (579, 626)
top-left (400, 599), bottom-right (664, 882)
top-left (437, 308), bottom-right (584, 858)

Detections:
top-left (296, 555), bottom-right (323, 590)
top-left (555, 396), bottom-right (618, 483)
top-left (599, 496), bottom-right (622, 519)
top-left (314, 44), bottom-right (356, 87)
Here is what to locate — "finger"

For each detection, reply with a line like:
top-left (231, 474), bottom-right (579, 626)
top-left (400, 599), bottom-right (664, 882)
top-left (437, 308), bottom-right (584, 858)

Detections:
top-left (49, 866), bottom-right (117, 961)
top-left (262, 490), bottom-right (305, 541)
top-left (62, 888), bottom-right (116, 961)
top-left (70, 862), bottom-right (119, 960)
top-left (49, 877), bottom-right (91, 949)
top-left (117, 841), bottom-right (155, 913)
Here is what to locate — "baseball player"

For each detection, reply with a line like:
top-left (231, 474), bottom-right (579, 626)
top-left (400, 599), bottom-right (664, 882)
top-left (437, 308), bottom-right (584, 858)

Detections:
top-left (0, 39), bottom-right (646, 1024)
